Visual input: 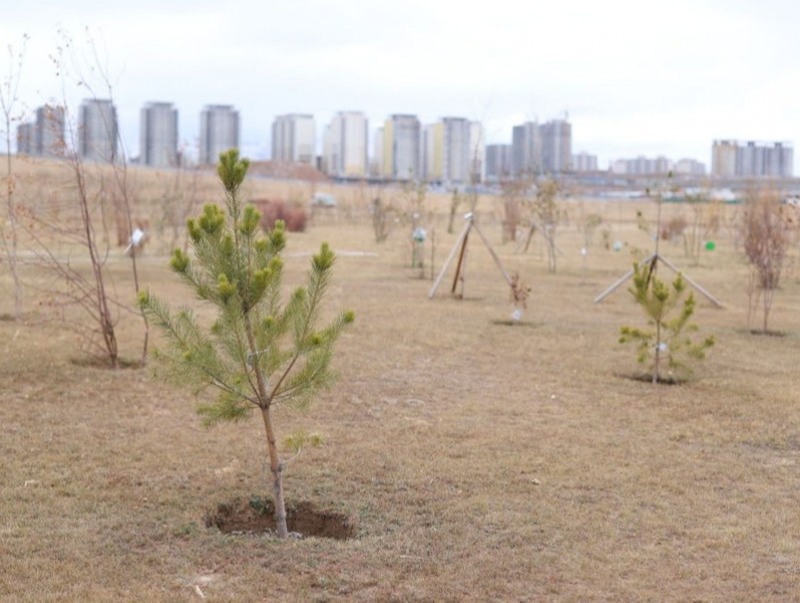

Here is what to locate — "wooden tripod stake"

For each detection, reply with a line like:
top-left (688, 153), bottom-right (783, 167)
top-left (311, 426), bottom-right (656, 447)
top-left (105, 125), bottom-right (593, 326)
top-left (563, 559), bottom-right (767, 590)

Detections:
top-left (429, 213), bottom-right (512, 299)
top-left (593, 189), bottom-right (722, 307)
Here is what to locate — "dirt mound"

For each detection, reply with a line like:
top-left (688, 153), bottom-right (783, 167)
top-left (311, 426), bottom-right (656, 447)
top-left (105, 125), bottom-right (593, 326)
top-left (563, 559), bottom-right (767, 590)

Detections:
top-left (205, 497), bottom-right (357, 540)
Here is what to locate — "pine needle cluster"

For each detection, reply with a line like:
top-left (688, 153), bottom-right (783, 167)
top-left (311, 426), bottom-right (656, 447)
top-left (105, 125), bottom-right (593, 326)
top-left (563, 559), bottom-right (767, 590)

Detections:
top-left (619, 261), bottom-right (714, 383)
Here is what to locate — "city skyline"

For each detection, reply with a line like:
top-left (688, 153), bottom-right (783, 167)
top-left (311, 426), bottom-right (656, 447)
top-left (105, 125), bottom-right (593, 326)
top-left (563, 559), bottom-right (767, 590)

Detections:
top-left (2, 1), bottom-right (799, 170)
top-left (17, 100), bottom-right (797, 180)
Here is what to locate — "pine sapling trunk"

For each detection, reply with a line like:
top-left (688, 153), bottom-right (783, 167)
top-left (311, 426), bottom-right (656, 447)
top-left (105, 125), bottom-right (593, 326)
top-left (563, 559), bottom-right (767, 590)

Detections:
top-left (260, 406), bottom-right (288, 538)
top-left (653, 318), bottom-right (661, 384)
top-left (243, 310), bottom-right (289, 538)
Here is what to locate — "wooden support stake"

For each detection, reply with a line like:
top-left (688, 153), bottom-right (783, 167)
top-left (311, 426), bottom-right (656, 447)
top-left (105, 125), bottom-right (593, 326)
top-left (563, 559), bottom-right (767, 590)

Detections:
top-left (658, 254), bottom-right (724, 307)
top-left (451, 228), bottom-right (471, 295)
top-left (429, 219), bottom-right (471, 299)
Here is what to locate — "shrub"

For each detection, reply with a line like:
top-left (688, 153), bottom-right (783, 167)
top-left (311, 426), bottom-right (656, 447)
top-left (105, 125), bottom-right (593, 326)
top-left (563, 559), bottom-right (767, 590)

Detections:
top-left (252, 199), bottom-right (308, 232)
top-left (740, 188), bottom-right (792, 333)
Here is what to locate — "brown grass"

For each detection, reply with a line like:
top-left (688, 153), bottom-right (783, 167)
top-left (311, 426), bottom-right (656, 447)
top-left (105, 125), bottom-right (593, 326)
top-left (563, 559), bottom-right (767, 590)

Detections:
top-left (2, 157), bottom-right (800, 600)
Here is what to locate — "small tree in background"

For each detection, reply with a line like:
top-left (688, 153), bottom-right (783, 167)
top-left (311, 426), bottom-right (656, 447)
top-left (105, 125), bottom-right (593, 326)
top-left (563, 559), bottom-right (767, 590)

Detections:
top-left (139, 150), bottom-right (354, 538)
top-left (740, 188), bottom-right (791, 333)
top-left (533, 179), bottom-right (561, 273)
top-left (619, 262), bottom-right (714, 384)
top-left (23, 30), bottom-right (146, 368)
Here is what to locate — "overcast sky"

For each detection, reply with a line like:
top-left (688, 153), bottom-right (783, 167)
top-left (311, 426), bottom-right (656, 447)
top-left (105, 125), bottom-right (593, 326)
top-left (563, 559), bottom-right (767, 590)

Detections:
top-left (2, 0), bottom-right (799, 168)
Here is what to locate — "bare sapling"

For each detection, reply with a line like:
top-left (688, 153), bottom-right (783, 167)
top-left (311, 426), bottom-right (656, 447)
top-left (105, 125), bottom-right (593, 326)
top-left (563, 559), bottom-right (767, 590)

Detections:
top-left (509, 272), bottom-right (531, 323)
top-left (403, 179), bottom-right (430, 272)
top-left (0, 34), bottom-right (29, 320)
top-left (740, 187), bottom-right (792, 333)
top-left (447, 188), bottom-right (464, 234)
top-left (533, 179), bottom-right (560, 273)
top-left (139, 150), bottom-right (354, 538)
top-left (22, 30), bottom-right (147, 367)
top-left (370, 193), bottom-right (396, 243)
top-left (499, 178), bottom-right (527, 243)
top-left (24, 136), bottom-right (122, 366)
top-left (581, 212), bottom-right (603, 279)
top-left (72, 29), bottom-right (150, 362)
top-left (682, 192), bottom-right (721, 266)
top-left (619, 261), bottom-right (714, 383)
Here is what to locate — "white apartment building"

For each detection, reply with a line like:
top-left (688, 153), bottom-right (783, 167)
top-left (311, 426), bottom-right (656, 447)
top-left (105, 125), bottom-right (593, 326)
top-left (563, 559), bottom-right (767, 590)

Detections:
top-left (422, 117), bottom-right (484, 185)
top-left (371, 127), bottom-right (384, 177)
top-left (323, 111), bottom-right (368, 178)
top-left (610, 156), bottom-right (672, 175)
top-left (468, 120), bottom-right (486, 184)
top-left (674, 158), bottom-right (706, 176)
top-left (381, 114), bottom-right (421, 180)
top-left (712, 139), bottom-right (793, 178)
top-left (271, 114), bottom-right (316, 165)
top-left (572, 152), bottom-right (598, 172)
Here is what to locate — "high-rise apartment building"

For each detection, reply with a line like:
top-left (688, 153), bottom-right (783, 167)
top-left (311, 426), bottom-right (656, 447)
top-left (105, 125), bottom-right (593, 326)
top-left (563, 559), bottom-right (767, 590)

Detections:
top-left (371, 127), bottom-right (384, 177)
top-left (674, 158), bottom-right (706, 176)
top-left (511, 121), bottom-right (541, 177)
top-left (609, 156), bottom-right (672, 175)
top-left (572, 152), bottom-right (598, 173)
top-left (140, 102), bottom-right (178, 167)
top-left (199, 105), bottom-right (239, 165)
top-left (271, 114), bottom-right (316, 165)
top-left (381, 114), bottom-right (421, 180)
top-left (711, 140), bottom-right (793, 178)
top-left (322, 111), bottom-right (368, 178)
top-left (511, 118), bottom-right (572, 177)
top-left (469, 121), bottom-right (486, 183)
top-left (18, 105), bottom-right (65, 157)
top-left (486, 144), bottom-right (513, 181)
top-left (442, 117), bottom-right (471, 184)
top-left (36, 105), bottom-right (65, 157)
top-left (540, 119), bottom-right (571, 173)
top-left (422, 122), bottom-right (444, 182)
top-left (711, 140), bottom-right (737, 177)
top-left (423, 117), bottom-right (484, 184)
top-left (16, 123), bottom-right (34, 155)
top-left (79, 99), bottom-right (118, 162)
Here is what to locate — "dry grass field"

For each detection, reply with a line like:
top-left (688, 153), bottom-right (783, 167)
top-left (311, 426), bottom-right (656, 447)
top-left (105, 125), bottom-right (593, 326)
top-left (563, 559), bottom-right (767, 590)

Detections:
top-left (3, 158), bottom-right (800, 601)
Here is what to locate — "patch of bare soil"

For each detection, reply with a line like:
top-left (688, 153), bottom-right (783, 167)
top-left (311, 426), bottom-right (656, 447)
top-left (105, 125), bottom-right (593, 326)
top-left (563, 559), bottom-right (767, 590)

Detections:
top-left (69, 356), bottom-right (145, 369)
top-left (491, 319), bottom-right (539, 328)
top-left (205, 497), bottom-right (357, 540)
top-left (621, 372), bottom-right (686, 385)
top-left (748, 329), bottom-right (788, 337)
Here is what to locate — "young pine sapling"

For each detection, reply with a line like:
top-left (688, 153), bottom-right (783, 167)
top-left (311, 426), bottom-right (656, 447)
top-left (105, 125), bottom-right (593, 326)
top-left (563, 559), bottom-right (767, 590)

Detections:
top-left (139, 150), bottom-right (354, 538)
top-left (619, 261), bottom-right (714, 384)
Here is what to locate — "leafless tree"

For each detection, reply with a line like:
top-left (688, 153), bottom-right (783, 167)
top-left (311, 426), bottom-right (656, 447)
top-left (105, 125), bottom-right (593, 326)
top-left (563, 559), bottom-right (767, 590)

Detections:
top-left (0, 34), bottom-right (29, 320)
top-left (24, 29), bottom-right (148, 367)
